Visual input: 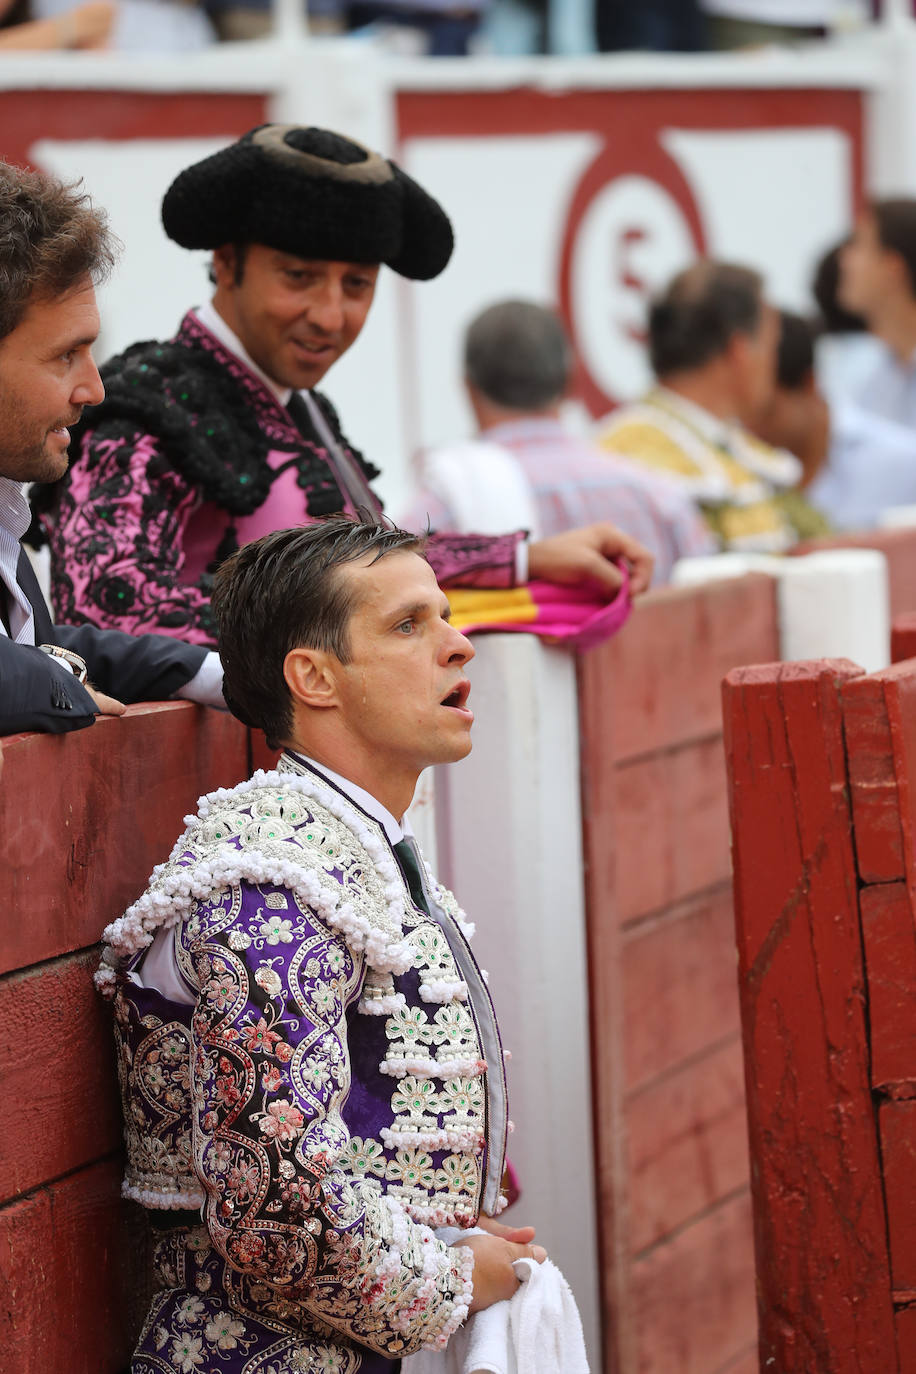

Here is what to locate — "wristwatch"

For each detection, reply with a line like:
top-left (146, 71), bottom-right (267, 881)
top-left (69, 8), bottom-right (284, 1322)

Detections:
top-left (39, 644), bottom-right (89, 684)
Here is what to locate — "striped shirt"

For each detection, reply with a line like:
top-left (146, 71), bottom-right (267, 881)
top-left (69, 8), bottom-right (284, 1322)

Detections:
top-left (403, 417), bottom-right (714, 586)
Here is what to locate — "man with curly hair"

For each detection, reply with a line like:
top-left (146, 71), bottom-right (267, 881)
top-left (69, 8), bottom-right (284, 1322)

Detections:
top-left (0, 159), bottom-right (221, 734)
top-left (34, 123), bottom-right (652, 646)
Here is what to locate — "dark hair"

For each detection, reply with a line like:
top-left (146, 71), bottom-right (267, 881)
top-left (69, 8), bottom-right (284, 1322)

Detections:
top-left (648, 261), bottom-right (763, 378)
top-left (0, 161), bottom-right (115, 341)
top-left (872, 198), bottom-right (916, 296)
top-left (212, 516), bottom-right (422, 748)
top-left (812, 242), bottom-right (867, 335)
top-left (775, 311), bottom-right (816, 391)
top-left (464, 300), bottom-right (572, 410)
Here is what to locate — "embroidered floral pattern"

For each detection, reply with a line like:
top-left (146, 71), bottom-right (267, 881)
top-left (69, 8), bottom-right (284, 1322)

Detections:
top-left (105, 760), bottom-right (502, 1369)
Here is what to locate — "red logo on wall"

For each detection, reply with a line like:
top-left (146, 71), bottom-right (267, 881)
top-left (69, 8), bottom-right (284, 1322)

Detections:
top-left (559, 139), bottom-right (705, 418)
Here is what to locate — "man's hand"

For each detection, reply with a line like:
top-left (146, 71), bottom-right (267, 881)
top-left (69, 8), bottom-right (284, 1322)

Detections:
top-left (86, 683), bottom-right (126, 717)
top-left (453, 1218), bottom-right (546, 1314)
top-left (528, 523), bottom-right (654, 597)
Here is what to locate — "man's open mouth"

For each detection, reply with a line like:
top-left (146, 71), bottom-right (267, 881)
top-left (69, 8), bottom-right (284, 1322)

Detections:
top-left (441, 680), bottom-right (471, 711)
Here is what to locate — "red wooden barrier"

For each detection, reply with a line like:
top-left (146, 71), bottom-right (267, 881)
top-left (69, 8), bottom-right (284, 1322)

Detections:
top-left (580, 572), bottom-right (778, 1374)
top-left (0, 703), bottom-right (250, 1373)
top-left (892, 612), bottom-right (916, 665)
top-left (723, 654), bottom-right (916, 1370)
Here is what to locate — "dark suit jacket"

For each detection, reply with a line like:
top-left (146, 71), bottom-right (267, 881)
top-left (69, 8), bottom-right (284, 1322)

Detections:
top-left (0, 550), bottom-right (208, 737)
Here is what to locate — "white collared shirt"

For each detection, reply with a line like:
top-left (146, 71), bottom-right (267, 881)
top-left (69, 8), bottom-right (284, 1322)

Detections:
top-left (0, 478), bottom-right (38, 642)
top-left (195, 300), bottom-right (293, 409)
top-left (286, 750), bottom-right (410, 846)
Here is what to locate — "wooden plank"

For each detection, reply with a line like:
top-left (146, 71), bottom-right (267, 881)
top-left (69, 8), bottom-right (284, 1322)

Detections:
top-left (622, 887), bottom-right (741, 1093)
top-left (578, 645), bottom-right (633, 1374)
top-left (627, 1036), bottom-right (749, 1255)
top-left (614, 736), bottom-right (731, 925)
top-left (882, 1100), bottom-right (916, 1293)
top-left (579, 573), bottom-right (778, 765)
top-left (630, 1191), bottom-right (756, 1374)
top-left (891, 614), bottom-right (916, 666)
top-left (896, 1306), bottom-right (916, 1374)
top-left (723, 659), bottom-right (898, 1372)
top-left (842, 673), bottom-right (905, 884)
top-left (0, 1159), bottom-right (150, 1373)
top-left (860, 883), bottom-right (916, 1094)
top-left (1, 702), bottom-right (250, 975)
top-left (882, 663), bottom-right (916, 917)
top-left (0, 952), bottom-right (121, 1205)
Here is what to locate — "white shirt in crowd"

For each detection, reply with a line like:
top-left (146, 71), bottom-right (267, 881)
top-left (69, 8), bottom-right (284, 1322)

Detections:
top-left (700, 0), bottom-right (863, 23)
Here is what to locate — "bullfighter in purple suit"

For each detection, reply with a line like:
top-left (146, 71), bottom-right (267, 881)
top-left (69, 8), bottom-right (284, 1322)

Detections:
top-left (97, 516), bottom-right (548, 1372)
top-left (34, 123), bottom-right (652, 644)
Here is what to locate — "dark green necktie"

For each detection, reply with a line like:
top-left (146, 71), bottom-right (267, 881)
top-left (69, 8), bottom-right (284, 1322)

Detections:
top-left (394, 837), bottom-right (432, 917)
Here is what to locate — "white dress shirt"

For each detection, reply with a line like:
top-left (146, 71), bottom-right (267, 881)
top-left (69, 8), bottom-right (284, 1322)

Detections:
top-left (0, 476), bottom-right (224, 706)
top-left (0, 478), bottom-right (39, 643)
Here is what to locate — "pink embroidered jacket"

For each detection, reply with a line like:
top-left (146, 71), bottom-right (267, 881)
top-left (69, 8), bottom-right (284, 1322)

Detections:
top-left (38, 313), bottom-right (524, 646)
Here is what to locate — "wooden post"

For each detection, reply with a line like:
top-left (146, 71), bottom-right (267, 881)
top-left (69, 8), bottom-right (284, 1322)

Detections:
top-left (723, 660), bottom-right (898, 1372)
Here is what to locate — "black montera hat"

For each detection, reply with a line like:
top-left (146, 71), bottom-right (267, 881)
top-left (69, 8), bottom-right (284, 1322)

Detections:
top-left (161, 124), bottom-right (453, 281)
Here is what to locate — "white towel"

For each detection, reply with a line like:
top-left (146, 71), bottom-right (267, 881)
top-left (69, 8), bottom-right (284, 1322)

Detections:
top-left (403, 1256), bottom-right (590, 1374)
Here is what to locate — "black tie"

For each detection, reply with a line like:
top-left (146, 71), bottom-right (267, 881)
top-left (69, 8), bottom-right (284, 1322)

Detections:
top-left (394, 837), bottom-right (432, 917)
top-left (287, 390), bottom-right (380, 515)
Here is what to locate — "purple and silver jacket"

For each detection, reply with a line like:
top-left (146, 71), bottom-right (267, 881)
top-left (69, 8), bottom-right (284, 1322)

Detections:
top-left (97, 754), bottom-right (508, 1373)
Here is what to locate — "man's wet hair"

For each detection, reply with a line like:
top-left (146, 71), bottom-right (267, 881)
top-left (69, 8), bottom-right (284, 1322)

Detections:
top-left (0, 161), bottom-right (115, 342)
top-left (648, 261), bottom-right (763, 378)
top-left (464, 300), bottom-right (573, 411)
top-left (213, 515), bottom-right (423, 749)
top-left (872, 198), bottom-right (916, 297)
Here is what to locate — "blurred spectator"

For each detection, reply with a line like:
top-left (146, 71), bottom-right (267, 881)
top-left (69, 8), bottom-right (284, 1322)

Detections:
top-left (700, 0), bottom-right (856, 46)
top-left (811, 239), bottom-right (886, 403)
top-left (594, 0), bottom-right (705, 52)
top-left (0, 0), bottom-right (114, 47)
top-left (755, 309), bottom-right (916, 530)
top-left (26, 0), bottom-right (214, 49)
top-left (402, 300), bottom-right (715, 586)
top-left (838, 198), bottom-right (916, 430)
top-left (594, 261), bottom-right (829, 551)
top-left (346, 0), bottom-right (486, 53)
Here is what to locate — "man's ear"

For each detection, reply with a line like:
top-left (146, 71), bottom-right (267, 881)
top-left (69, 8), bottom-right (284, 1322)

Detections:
top-left (284, 647), bottom-right (339, 710)
top-left (211, 244), bottom-right (237, 291)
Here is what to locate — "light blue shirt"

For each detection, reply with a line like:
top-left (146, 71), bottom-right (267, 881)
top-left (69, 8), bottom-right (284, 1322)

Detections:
top-left (850, 340), bottom-right (916, 432)
top-left (809, 401), bottom-right (916, 530)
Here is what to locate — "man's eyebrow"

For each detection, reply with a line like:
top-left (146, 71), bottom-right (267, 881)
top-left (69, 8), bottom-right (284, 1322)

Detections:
top-left (44, 333), bottom-right (97, 356)
top-left (387, 598), bottom-right (452, 623)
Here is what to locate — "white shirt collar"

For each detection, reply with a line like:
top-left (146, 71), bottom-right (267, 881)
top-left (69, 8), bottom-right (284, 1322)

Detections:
top-left (0, 477), bottom-right (31, 543)
top-left (0, 478), bottom-right (35, 642)
top-left (195, 300), bottom-right (293, 407)
top-left (284, 749), bottom-right (410, 846)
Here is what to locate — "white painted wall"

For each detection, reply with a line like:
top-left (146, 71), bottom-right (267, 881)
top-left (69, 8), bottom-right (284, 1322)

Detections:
top-left (430, 634), bottom-right (601, 1369)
